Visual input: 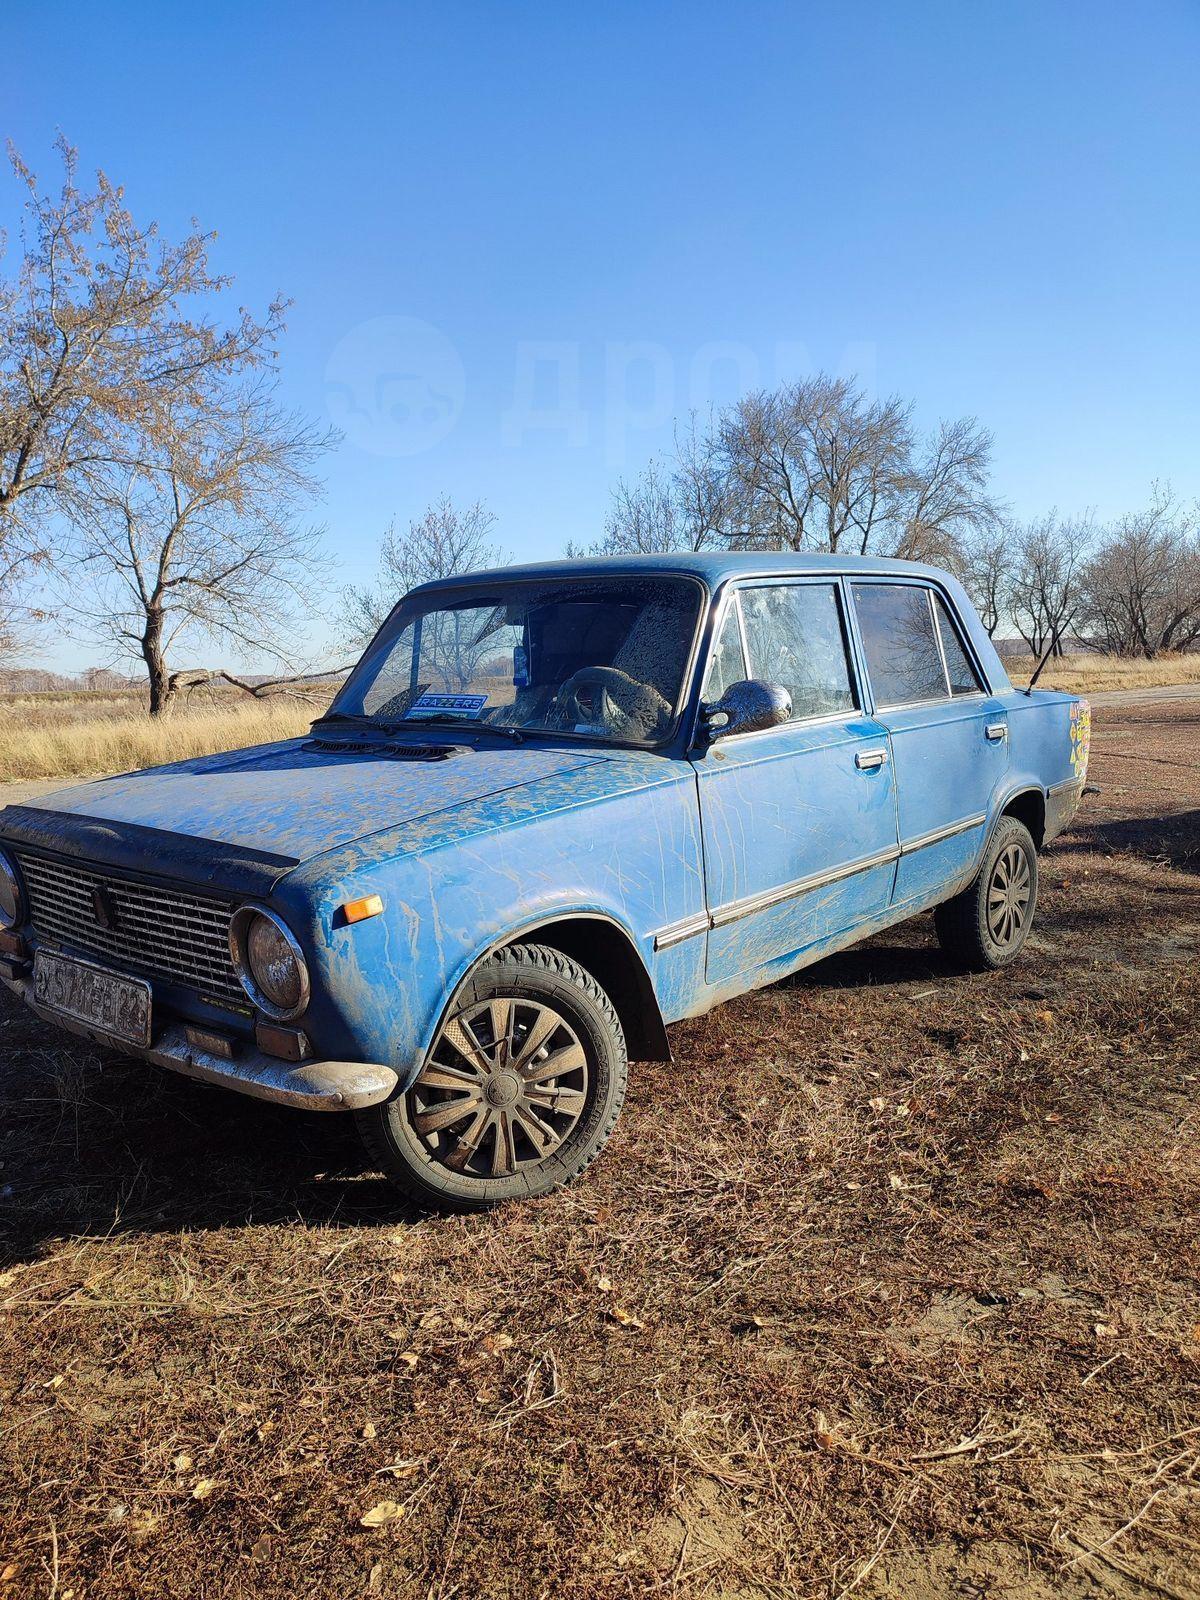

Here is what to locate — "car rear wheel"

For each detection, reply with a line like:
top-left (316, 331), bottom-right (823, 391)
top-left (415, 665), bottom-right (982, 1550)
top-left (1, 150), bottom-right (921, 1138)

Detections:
top-left (934, 815), bottom-right (1039, 971)
top-left (356, 943), bottom-right (628, 1211)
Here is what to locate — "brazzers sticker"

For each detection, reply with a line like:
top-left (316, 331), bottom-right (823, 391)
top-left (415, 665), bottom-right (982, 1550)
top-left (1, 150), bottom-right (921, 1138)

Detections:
top-left (1070, 699), bottom-right (1091, 780)
top-left (404, 692), bottom-right (489, 721)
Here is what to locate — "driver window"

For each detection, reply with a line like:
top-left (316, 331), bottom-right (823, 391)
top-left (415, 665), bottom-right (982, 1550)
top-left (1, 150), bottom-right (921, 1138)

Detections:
top-left (739, 582), bottom-right (858, 720)
top-left (702, 601), bottom-right (748, 702)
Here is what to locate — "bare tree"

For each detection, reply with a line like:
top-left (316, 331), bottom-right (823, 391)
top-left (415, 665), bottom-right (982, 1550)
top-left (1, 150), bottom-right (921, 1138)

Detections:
top-left (713, 376), bottom-right (999, 560)
top-left (66, 393), bottom-right (333, 714)
top-left (671, 412), bottom-right (745, 549)
top-left (1076, 488), bottom-right (1200, 659)
top-left (340, 497), bottom-right (507, 651)
top-left (569, 415), bottom-right (743, 558)
top-left (1007, 512), bottom-right (1092, 659)
top-left (577, 380), bottom-right (999, 566)
top-left (898, 416), bottom-right (1002, 564)
top-left (958, 524), bottom-right (1014, 638)
top-left (570, 457), bottom-right (706, 558)
top-left (569, 459), bottom-right (682, 556)
top-left (0, 139), bottom-right (284, 642)
top-left (716, 381), bottom-right (826, 548)
top-left (0, 542), bottom-right (42, 660)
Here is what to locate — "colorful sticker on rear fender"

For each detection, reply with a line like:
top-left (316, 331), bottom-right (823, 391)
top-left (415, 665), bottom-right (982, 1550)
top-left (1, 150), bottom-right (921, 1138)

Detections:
top-left (1070, 699), bottom-right (1091, 779)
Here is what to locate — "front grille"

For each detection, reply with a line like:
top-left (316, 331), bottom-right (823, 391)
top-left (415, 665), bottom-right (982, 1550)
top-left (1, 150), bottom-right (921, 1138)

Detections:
top-left (16, 852), bottom-right (244, 1006)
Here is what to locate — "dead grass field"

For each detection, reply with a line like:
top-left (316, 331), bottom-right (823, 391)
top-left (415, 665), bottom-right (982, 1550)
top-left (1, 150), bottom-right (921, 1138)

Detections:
top-left (0, 695), bottom-right (321, 781)
top-left (2, 653), bottom-right (1200, 783)
top-left (1003, 651), bottom-right (1200, 695)
top-left (1, 702), bottom-right (1198, 1598)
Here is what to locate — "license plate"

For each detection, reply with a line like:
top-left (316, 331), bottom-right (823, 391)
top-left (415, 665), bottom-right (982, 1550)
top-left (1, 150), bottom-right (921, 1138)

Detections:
top-left (33, 952), bottom-right (152, 1048)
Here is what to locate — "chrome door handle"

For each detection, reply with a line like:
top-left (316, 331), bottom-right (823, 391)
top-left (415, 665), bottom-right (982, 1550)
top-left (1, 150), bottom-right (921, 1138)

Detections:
top-left (985, 722), bottom-right (1008, 742)
top-left (855, 749), bottom-right (888, 771)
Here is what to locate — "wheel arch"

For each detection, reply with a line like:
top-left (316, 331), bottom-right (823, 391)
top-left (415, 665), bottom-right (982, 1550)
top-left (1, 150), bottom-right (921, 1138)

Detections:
top-left (998, 785), bottom-right (1046, 850)
top-left (413, 911), bottom-right (672, 1081)
top-left (498, 913), bottom-right (672, 1063)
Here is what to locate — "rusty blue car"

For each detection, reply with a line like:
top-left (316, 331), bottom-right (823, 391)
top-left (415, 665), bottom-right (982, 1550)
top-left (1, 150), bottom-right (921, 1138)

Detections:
top-left (0, 554), bottom-right (1090, 1208)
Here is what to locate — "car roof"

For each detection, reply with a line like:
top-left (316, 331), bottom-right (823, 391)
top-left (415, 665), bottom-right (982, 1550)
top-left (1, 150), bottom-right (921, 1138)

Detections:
top-left (409, 550), bottom-right (955, 594)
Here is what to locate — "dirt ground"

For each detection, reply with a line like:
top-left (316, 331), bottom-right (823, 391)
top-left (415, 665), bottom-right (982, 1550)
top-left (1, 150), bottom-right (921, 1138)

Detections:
top-left (0, 701), bottom-right (1197, 1600)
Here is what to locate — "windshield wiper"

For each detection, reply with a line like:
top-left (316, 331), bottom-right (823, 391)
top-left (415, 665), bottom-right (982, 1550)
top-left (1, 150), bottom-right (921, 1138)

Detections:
top-left (403, 714), bottom-right (525, 744)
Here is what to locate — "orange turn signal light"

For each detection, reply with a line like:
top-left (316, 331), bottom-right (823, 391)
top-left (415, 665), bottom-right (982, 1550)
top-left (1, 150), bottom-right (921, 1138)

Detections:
top-left (340, 893), bottom-right (384, 925)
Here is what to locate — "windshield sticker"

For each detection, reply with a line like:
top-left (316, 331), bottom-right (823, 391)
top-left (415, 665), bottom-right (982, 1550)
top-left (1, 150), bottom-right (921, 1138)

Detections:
top-left (404, 691), bottom-right (489, 721)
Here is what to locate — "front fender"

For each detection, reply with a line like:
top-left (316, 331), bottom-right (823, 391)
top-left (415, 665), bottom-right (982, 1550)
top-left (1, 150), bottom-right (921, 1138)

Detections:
top-left (272, 769), bottom-right (705, 1078)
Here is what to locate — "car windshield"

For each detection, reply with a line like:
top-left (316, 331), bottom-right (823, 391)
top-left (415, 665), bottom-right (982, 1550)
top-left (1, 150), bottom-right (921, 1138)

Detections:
top-left (330, 575), bottom-right (703, 746)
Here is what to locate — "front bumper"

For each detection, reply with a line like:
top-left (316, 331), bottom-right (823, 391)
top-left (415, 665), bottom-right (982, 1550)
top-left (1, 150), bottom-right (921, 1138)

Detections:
top-left (1, 968), bottom-right (398, 1112)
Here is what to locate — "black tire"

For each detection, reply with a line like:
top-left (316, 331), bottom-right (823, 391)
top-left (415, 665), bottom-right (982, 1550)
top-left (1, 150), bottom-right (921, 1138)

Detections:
top-left (934, 815), bottom-right (1039, 971)
top-left (356, 943), bottom-right (628, 1211)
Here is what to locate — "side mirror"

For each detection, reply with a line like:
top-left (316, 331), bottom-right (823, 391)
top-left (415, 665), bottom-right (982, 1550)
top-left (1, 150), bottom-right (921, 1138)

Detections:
top-left (702, 680), bottom-right (792, 742)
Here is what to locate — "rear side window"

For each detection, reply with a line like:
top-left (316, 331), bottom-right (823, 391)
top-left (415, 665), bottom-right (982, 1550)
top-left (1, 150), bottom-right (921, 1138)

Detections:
top-left (934, 593), bottom-right (983, 696)
top-left (739, 583), bottom-right (857, 719)
top-left (851, 583), bottom-right (947, 707)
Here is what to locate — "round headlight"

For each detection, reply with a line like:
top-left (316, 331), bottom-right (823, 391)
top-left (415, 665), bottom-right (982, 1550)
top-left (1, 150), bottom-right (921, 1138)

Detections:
top-left (229, 907), bottom-right (309, 1020)
top-left (0, 848), bottom-right (23, 931)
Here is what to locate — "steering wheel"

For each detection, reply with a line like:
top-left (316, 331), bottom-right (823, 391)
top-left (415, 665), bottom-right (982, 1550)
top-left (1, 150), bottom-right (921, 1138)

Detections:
top-left (557, 667), bottom-right (671, 739)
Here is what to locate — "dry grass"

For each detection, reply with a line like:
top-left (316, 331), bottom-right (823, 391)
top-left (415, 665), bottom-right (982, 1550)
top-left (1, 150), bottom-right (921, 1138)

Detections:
top-left (3, 652), bottom-right (1197, 784)
top-left (1003, 650), bottom-right (1200, 694)
top-left (0, 704), bottom-right (1198, 1598)
top-left (0, 696), bottom-right (320, 781)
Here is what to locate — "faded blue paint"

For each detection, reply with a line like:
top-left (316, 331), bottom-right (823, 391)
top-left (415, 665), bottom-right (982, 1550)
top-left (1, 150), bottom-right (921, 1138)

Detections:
top-left (0, 553), bottom-right (1084, 1098)
top-left (28, 740), bottom-right (605, 861)
top-left (695, 714), bottom-right (899, 984)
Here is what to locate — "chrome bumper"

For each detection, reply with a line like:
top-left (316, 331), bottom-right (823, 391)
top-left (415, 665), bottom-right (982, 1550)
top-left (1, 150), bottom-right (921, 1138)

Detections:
top-left (1, 969), bottom-right (398, 1111)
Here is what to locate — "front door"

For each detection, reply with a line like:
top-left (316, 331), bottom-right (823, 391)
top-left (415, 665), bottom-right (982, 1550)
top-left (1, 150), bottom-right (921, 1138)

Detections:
top-left (848, 580), bottom-right (1011, 907)
top-left (693, 580), bottom-right (900, 988)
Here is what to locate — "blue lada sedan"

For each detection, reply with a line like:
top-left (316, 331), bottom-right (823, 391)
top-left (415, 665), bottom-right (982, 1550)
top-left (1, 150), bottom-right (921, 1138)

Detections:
top-left (0, 554), bottom-right (1090, 1209)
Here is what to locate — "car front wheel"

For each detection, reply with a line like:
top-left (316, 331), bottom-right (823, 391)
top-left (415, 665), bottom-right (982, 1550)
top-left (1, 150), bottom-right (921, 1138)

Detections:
top-left (934, 815), bottom-right (1039, 971)
top-left (356, 943), bottom-right (628, 1211)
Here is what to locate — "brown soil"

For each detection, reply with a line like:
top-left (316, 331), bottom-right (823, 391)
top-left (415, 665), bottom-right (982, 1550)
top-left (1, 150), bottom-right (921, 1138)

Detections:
top-left (1, 701), bottom-right (1197, 1599)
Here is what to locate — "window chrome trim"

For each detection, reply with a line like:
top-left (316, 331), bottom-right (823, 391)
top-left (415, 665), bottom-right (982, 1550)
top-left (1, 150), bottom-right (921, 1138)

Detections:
top-left (701, 705), bottom-right (865, 752)
top-left (929, 588), bottom-right (953, 697)
top-left (870, 690), bottom-right (990, 715)
top-left (732, 589), bottom-right (751, 676)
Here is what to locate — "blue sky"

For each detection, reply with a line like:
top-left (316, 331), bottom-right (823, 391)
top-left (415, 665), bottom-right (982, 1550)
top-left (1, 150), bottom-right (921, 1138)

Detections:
top-left (8, 0), bottom-right (1199, 672)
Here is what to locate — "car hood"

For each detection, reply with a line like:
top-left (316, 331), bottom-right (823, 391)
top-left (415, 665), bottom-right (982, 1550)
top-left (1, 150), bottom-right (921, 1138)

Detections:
top-left (9, 737), bottom-right (610, 866)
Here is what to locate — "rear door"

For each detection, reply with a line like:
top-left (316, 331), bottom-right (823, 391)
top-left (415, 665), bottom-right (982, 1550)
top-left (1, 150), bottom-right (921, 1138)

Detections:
top-left (847, 580), bottom-right (1010, 907)
top-left (693, 579), bottom-right (900, 987)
